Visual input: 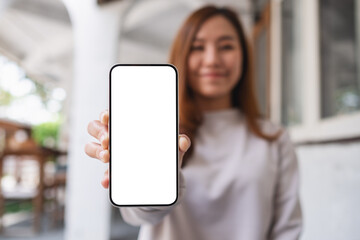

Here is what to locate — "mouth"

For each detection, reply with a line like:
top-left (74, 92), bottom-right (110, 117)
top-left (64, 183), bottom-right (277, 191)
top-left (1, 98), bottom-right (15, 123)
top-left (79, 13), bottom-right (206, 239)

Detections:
top-left (200, 72), bottom-right (227, 78)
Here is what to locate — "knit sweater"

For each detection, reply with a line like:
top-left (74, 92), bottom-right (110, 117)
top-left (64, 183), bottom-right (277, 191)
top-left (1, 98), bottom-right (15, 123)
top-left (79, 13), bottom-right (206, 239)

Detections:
top-left (120, 108), bottom-right (302, 240)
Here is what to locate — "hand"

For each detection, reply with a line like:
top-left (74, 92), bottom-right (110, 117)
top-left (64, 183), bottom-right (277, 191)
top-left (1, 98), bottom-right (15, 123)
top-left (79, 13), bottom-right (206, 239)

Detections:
top-left (85, 109), bottom-right (110, 188)
top-left (84, 109), bottom-right (191, 189)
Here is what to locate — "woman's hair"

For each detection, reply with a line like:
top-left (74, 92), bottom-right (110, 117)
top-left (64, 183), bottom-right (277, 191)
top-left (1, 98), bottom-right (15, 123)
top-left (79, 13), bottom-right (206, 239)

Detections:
top-left (169, 5), bottom-right (281, 164)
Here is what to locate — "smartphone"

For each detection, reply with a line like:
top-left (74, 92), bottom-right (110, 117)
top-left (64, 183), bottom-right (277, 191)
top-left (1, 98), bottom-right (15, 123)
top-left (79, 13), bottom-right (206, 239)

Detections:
top-left (109, 64), bottom-right (178, 207)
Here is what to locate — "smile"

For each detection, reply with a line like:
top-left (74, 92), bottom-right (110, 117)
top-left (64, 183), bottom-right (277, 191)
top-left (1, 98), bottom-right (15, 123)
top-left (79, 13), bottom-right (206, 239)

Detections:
top-left (201, 72), bottom-right (227, 78)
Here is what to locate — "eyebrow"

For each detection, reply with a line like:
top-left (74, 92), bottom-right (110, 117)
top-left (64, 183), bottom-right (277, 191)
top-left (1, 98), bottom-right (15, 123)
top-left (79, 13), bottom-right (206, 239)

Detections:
top-left (193, 35), bottom-right (236, 43)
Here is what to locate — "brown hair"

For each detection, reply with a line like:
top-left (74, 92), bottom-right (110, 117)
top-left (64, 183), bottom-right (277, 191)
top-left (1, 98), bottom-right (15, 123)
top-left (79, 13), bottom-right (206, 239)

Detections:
top-left (169, 5), bottom-right (281, 164)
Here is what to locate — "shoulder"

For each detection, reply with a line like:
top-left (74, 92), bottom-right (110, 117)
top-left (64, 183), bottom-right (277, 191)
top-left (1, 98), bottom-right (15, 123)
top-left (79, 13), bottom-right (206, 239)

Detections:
top-left (254, 119), bottom-right (298, 169)
top-left (257, 118), bottom-right (283, 135)
top-left (255, 118), bottom-right (293, 146)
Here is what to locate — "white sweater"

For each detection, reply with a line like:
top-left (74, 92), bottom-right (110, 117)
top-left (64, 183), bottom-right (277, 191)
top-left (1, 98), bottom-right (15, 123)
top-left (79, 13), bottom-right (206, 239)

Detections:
top-left (120, 108), bottom-right (302, 240)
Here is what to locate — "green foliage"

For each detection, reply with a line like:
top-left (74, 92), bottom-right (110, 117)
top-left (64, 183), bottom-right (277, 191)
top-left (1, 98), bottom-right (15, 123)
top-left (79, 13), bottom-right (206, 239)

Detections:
top-left (33, 80), bottom-right (50, 105)
top-left (32, 120), bottom-right (61, 148)
top-left (5, 201), bottom-right (33, 213)
top-left (0, 89), bottom-right (14, 105)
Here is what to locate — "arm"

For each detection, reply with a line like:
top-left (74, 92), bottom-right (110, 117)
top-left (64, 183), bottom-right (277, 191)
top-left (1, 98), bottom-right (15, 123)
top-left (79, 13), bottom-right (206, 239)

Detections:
top-left (269, 130), bottom-right (302, 240)
top-left (119, 170), bottom-right (186, 226)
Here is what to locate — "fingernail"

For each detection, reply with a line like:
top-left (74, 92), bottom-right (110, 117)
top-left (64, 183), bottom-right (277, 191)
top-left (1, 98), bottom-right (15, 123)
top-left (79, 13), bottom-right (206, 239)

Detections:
top-left (180, 136), bottom-right (190, 151)
top-left (100, 135), bottom-right (105, 143)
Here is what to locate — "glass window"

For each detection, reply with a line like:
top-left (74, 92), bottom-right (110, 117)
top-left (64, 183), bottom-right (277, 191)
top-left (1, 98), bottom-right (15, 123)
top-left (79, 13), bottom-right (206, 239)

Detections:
top-left (319, 0), bottom-right (360, 118)
top-left (281, 0), bottom-right (302, 126)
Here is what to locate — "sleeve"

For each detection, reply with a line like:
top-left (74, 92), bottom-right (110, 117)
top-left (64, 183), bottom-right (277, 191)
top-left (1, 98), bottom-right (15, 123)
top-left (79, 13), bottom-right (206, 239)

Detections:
top-left (269, 130), bottom-right (303, 240)
top-left (119, 169), bottom-right (186, 226)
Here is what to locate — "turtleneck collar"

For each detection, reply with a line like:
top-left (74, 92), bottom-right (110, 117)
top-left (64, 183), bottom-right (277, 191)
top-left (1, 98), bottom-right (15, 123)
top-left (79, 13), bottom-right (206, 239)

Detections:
top-left (200, 108), bottom-right (244, 129)
top-left (203, 108), bottom-right (242, 120)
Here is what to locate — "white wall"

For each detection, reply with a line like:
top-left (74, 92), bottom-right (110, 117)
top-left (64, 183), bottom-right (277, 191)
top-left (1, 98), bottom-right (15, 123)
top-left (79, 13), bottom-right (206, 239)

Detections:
top-left (297, 142), bottom-right (360, 240)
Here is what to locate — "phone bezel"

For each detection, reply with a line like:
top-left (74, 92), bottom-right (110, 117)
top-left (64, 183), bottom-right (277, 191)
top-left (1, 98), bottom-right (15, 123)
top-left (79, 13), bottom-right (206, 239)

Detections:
top-left (109, 64), bottom-right (179, 207)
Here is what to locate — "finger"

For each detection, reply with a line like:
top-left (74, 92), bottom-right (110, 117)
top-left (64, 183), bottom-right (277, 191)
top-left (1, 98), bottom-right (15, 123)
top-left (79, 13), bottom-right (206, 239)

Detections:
top-left (101, 170), bottom-right (109, 188)
top-left (84, 142), bottom-right (110, 163)
top-left (101, 134), bottom-right (109, 149)
top-left (87, 120), bottom-right (109, 149)
top-left (179, 134), bottom-right (191, 166)
top-left (100, 110), bottom-right (109, 125)
top-left (179, 134), bottom-right (191, 152)
top-left (101, 176), bottom-right (109, 189)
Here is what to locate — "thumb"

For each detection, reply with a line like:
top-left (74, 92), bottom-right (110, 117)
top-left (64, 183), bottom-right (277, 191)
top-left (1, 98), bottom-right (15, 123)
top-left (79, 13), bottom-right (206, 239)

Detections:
top-left (179, 134), bottom-right (191, 167)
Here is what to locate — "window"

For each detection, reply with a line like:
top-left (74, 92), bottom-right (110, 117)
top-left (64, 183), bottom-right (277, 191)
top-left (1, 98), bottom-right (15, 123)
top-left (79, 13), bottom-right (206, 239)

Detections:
top-left (319, 0), bottom-right (360, 118)
top-left (271, 0), bottom-right (360, 142)
top-left (281, 0), bottom-right (302, 126)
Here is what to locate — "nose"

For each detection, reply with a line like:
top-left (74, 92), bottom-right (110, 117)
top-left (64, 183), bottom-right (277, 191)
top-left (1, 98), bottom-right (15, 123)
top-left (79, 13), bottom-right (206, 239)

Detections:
top-left (203, 46), bottom-right (221, 67)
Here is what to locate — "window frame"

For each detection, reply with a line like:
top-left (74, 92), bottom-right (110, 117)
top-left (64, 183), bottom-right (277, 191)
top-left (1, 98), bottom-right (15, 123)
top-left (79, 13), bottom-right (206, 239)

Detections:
top-left (270, 0), bottom-right (360, 143)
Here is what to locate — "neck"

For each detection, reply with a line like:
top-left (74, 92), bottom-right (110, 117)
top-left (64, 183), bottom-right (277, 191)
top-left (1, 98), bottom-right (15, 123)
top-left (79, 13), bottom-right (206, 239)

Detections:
top-left (195, 94), bottom-right (232, 112)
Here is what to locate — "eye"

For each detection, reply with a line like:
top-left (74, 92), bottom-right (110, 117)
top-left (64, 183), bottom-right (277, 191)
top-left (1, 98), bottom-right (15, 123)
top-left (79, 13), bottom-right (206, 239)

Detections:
top-left (190, 45), bottom-right (204, 51)
top-left (219, 44), bottom-right (234, 51)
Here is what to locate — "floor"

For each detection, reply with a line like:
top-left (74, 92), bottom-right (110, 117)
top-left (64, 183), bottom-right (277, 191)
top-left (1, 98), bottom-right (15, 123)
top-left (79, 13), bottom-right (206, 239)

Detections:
top-left (0, 211), bottom-right (64, 240)
top-left (0, 208), bottom-right (139, 240)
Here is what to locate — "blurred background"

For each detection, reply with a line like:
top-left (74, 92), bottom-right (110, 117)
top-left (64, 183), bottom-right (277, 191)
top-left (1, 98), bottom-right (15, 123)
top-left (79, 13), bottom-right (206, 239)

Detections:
top-left (0, 0), bottom-right (359, 239)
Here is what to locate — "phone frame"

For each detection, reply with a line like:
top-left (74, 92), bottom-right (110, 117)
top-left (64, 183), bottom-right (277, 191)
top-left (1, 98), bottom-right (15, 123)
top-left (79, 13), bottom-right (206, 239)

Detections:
top-left (109, 64), bottom-right (179, 207)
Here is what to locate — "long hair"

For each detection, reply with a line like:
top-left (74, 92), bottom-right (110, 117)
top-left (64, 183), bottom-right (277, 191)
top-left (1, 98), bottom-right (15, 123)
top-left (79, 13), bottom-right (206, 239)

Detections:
top-left (169, 5), bottom-right (281, 164)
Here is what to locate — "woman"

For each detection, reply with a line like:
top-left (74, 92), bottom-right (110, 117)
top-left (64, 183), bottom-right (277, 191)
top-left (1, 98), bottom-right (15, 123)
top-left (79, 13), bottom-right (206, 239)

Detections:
top-left (85, 5), bottom-right (302, 240)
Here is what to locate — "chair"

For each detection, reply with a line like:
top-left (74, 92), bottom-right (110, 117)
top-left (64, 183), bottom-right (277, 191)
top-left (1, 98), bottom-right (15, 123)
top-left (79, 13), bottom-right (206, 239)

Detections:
top-left (0, 119), bottom-right (66, 236)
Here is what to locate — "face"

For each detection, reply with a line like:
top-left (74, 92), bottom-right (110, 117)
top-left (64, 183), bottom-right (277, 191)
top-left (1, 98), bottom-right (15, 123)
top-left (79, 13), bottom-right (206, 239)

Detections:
top-left (187, 15), bottom-right (242, 100)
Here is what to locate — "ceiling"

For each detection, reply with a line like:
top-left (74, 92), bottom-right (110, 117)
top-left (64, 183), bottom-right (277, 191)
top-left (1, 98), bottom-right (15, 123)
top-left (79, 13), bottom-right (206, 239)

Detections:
top-left (0, 0), bottom-right (258, 92)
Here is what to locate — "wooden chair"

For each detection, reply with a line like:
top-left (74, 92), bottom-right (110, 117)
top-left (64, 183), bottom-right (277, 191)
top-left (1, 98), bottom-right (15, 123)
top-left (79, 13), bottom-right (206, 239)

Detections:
top-left (0, 119), bottom-right (66, 235)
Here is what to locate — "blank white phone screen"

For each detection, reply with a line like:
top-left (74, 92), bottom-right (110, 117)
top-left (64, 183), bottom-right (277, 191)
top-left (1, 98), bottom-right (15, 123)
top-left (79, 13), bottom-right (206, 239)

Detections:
top-left (110, 65), bottom-right (178, 206)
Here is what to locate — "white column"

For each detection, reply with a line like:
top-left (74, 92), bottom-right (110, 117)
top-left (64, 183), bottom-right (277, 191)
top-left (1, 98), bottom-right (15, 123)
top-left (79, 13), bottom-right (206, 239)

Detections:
top-left (61, 1), bottom-right (131, 239)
